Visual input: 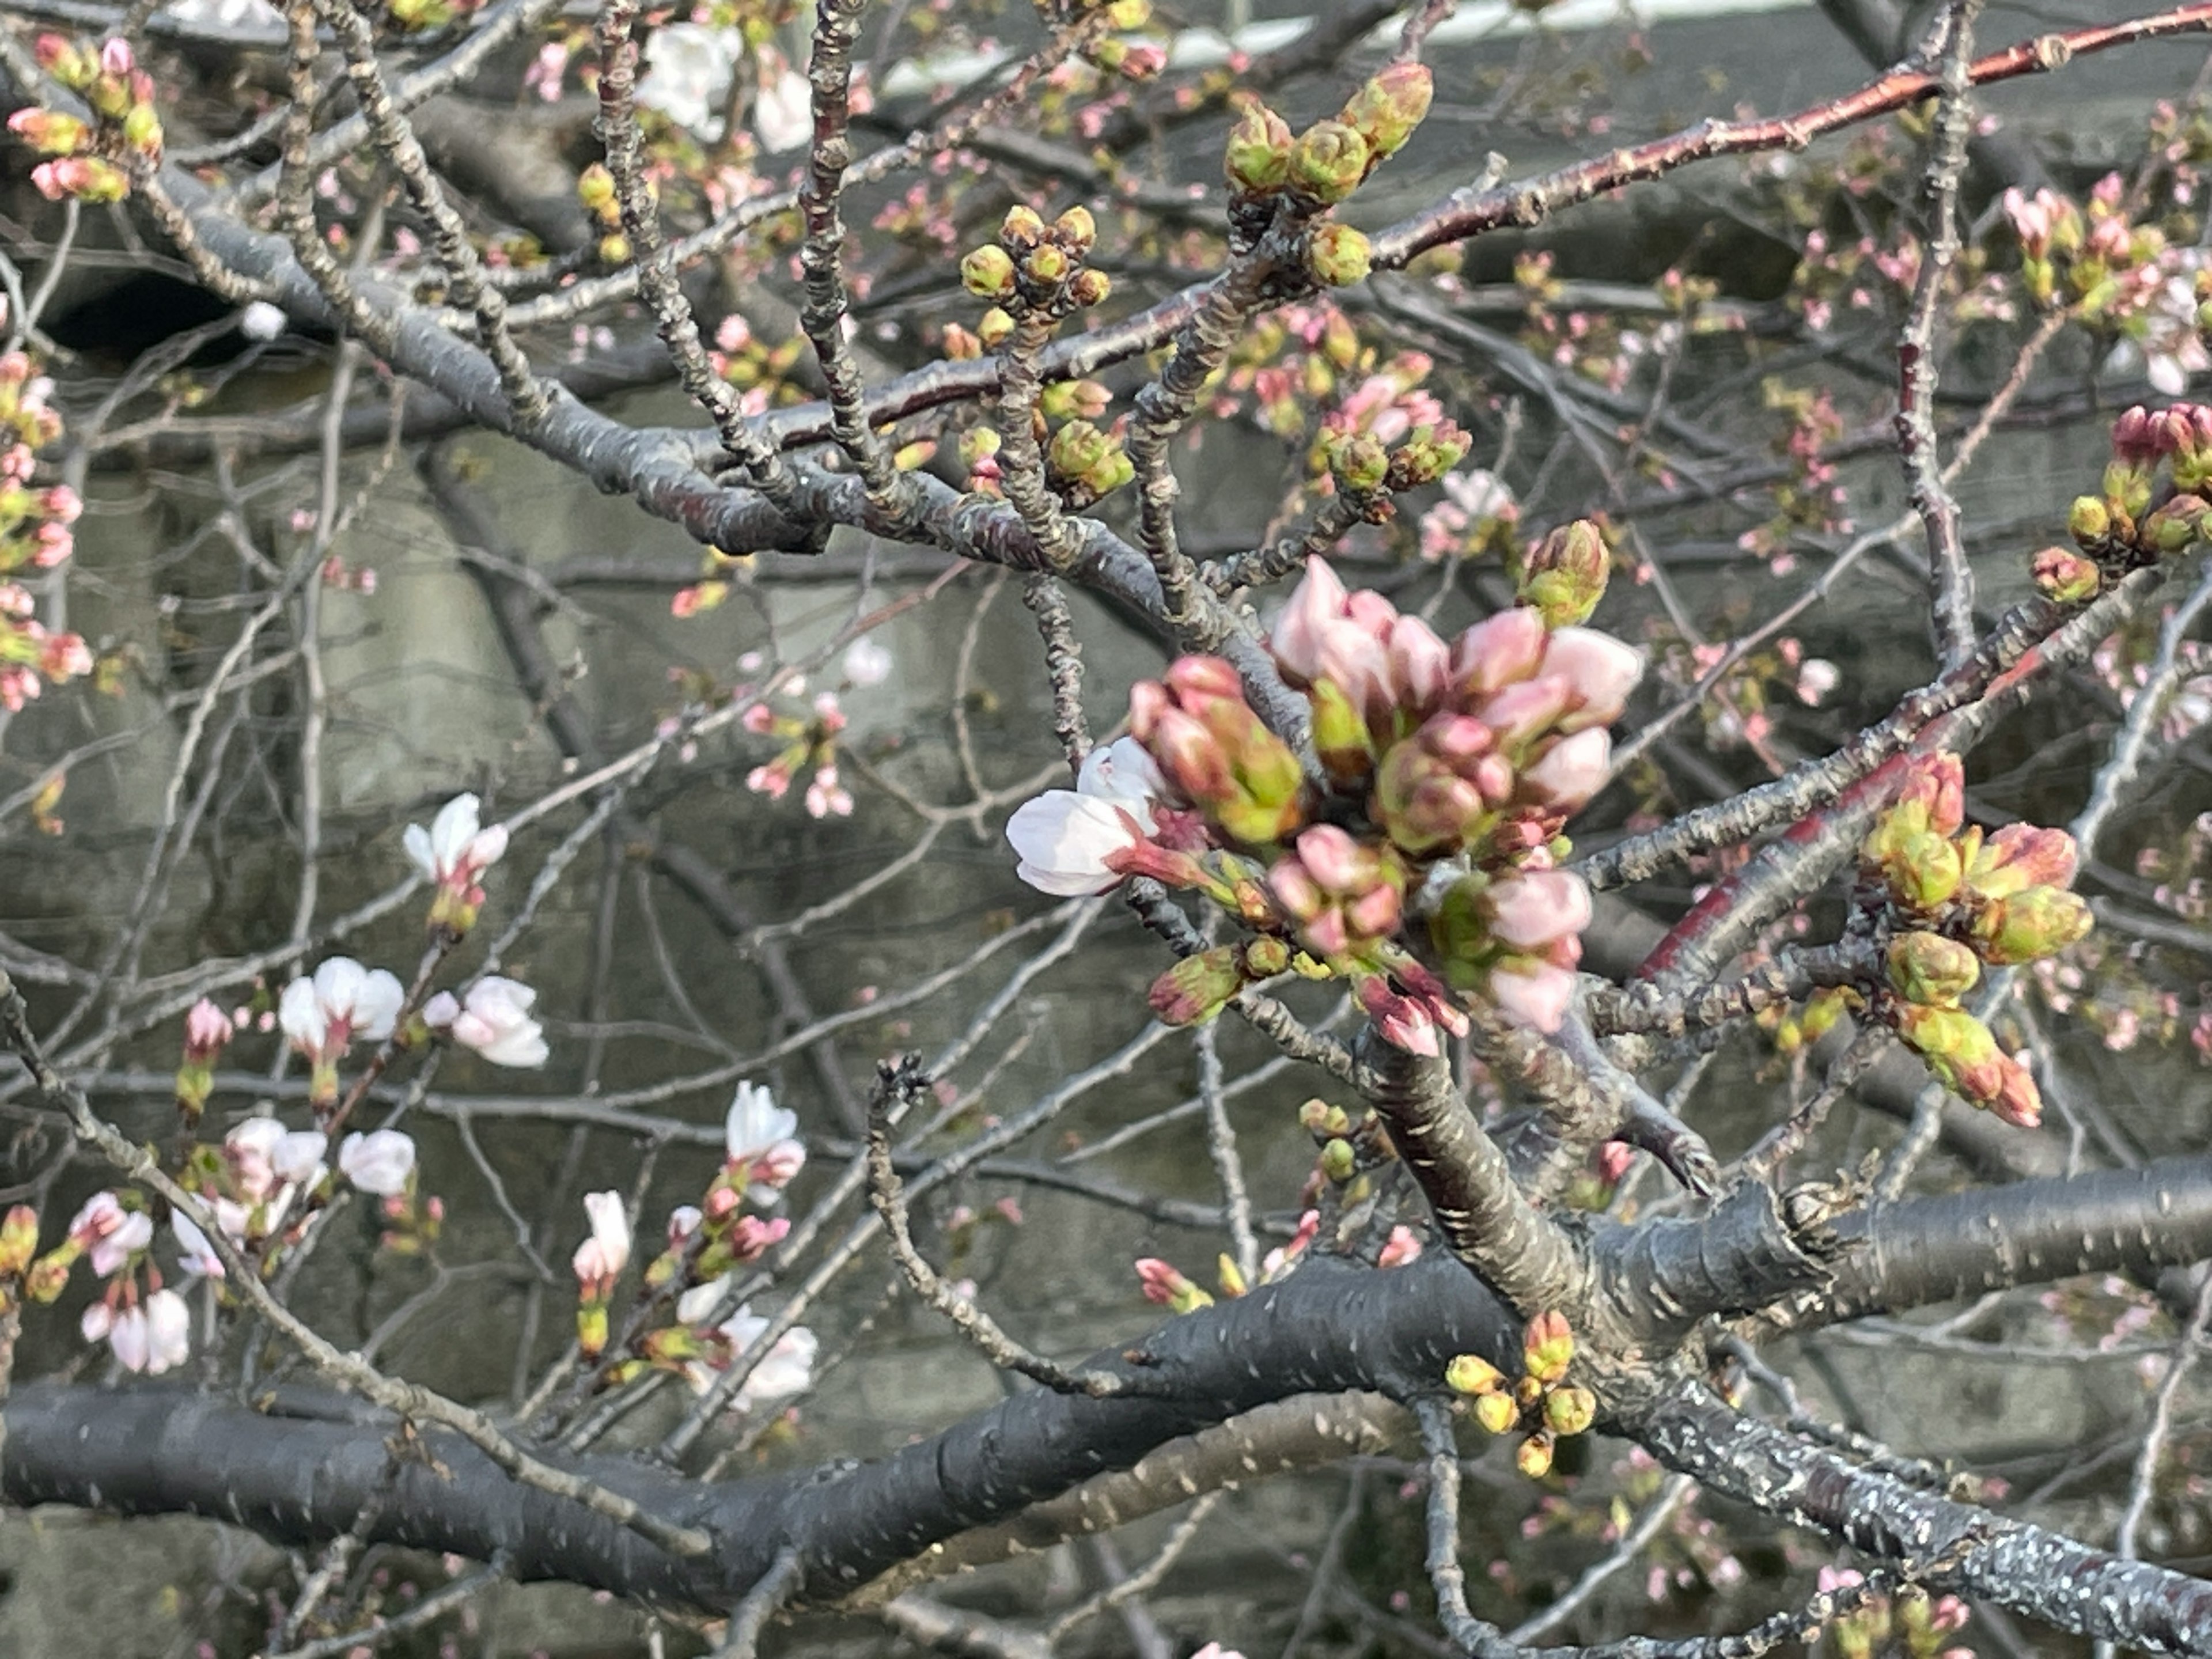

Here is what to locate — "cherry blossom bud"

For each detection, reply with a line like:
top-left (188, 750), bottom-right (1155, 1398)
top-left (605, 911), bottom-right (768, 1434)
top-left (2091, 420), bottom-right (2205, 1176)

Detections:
top-left (1147, 946), bottom-right (1244, 1027)
top-left (1134, 1256), bottom-right (1213, 1314)
top-left (1052, 206), bottom-right (1096, 255)
top-left (577, 1300), bottom-right (609, 1361)
top-left (34, 36), bottom-right (93, 89)
top-left (1445, 1354), bottom-right (1505, 1395)
top-left (1377, 1225), bottom-right (1422, 1267)
top-left (1540, 627), bottom-right (1644, 733)
top-left (960, 244), bottom-right (1017, 301)
top-left (404, 794), bottom-right (507, 935)
top-left (1387, 421), bottom-right (1473, 489)
top-left (0, 1205), bottom-right (38, 1277)
top-left (1068, 268), bottom-right (1112, 308)
top-left (998, 204), bottom-right (1045, 250)
top-left (976, 307), bottom-right (1015, 349)
top-left (1885, 931), bottom-right (1980, 1006)
top-left (1224, 102), bottom-right (1293, 194)
top-left (2068, 494), bottom-right (2112, 548)
top-left (1519, 728), bottom-right (1612, 812)
top-left (1474, 1390), bottom-right (1520, 1434)
top-left (1486, 869), bottom-right (1593, 952)
top-left (1963, 822), bottom-right (2078, 901)
top-left (1487, 959), bottom-right (1578, 1035)
top-left (1451, 607), bottom-right (1550, 697)
top-left (1286, 120), bottom-right (1370, 206)
top-left (1894, 1004), bottom-right (2042, 1126)
top-left (1517, 521), bottom-right (1609, 627)
top-left (2032, 546), bottom-right (2101, 603)
top-left (1130, 657), bottom-right (1304, 847)
top-left (2142, 494), bottom-right (2211, 555)
top-left (571, 1190), bottom-right (631, 1301)
top-left (6, 108), bottom-right (87, 155)
top-left (1970, 885), bottom-right (2093, 965)
top-left (1341, 63), bottom-right (1432, 160)
top-left (1022, 243), bottom-right (1070, 286)
top-left (1516, 1430), bottom-right (1558, 1478)
top-left (1543, 1385), bottom-right (1596, 1436)
top-left (1523, 1310), bottom-right (1575, 1383)
top-left (1306, 223), bottom-right (1372, 287)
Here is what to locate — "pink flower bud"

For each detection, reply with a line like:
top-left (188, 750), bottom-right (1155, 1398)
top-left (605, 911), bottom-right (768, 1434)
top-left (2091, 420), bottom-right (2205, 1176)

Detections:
top-left (1486, 869), bottom-right (1593, 951)
top-left (1518, 728), bottom-right (1612, 812)
top-left (1538, 627), bottom-right (1644, 733)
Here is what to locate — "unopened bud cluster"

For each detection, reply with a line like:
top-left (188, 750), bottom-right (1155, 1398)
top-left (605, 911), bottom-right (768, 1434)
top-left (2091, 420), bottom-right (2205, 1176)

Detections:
top-left (1445, 1310), bottom-right (1596, 1479)
top-left (2004, 179), bottom-right (2169, 323)
top-left (1004, 552), bottom-right (1641, 1048)
top-left (12, 37), bottom-right (160, 203)
top-left (1861, 753), bottom-right (2092, 1128)
top-left (0, 354), bottom-right (91, 710)
top-left (2054, 403), bottom-right (2212, 594)
top-left (960, 204), bottom-right (1128, 501)
top-left (576, 164), bottom-right (632, 267)
top-left (1222, 65), bottom-right (1432, 289)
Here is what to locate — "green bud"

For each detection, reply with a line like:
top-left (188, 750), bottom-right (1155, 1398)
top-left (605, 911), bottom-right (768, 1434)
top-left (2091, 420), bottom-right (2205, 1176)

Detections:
top-left (0, 1205), bottom-right (38, 1278)
top-left (1516, 1430), bottom-right (1556, 1478)
top-left (1286, 120), bottom-right (1372, 207)
top-left (2143, 495), bottom-right (2212, 556)
top-left (1445, 1354), bottom-right (1506, 1395)
top-left (1516, 518), bottom-right (1609, 627)
top-left (1242, 935), bottom-right (1291, 978)
top-left (1146, 946), bottom-right (1243, 1026)
top-left (1971, 885), bottom-right (2093, 965)
top-left (1069, 268), bottom-right (1113, 308)
top-left (121, 101), bottom-right (161, 156)
top-left (1023, 243), bottom-right (1071, 286)
top-left (1225, 103), bottom-right (1293, 194)
top-left (961, 244), bottom-right (1018, 301)
top-left (1326, 431), bottom-right (1389, 494)
top-left (1305, 222), bottom-right (1372, 287)
top-left (1308, 676), bottom-right (1377, 785)
top-left (1341, 62), bottom-right (1433, 160)
top-left (1053, 206), bottom-right (1097, 255)
top-left (578, 163), bottom-right (616, 210)
top-left (1542, 1385), bottom-right (1596, 1437)
top-left (1474, 1390), bottom-right (1520, 1434)
top-left (1884, 931), bottom-right (1981, 1006)
top-left (977, 308), bottom-right (1016, 349)
top-left (999, 204), bottom-right (1046, 250)
top-left (1319, 1137), bottom-right (1357, 1182)
top-left (1522, 1310), bottom-right (1574, 1384)
top-left (2069, 494), bottom-right (2112, 548)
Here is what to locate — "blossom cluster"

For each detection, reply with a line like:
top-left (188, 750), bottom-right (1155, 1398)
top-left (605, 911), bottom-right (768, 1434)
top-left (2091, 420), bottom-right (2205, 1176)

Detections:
top-left (1008, 545), bottom-right (1641, 1048)
top-left (0, 351), bottom-right (92, 711)
top-left (10, 36), bottom-right (161, 203)
top-left (1860, 754), bottom-right (2092, 1128)
top-left (1446, 1310), bottom-right (1597, 1479)
top-left (2051, 402), bottom-right (2212, 601)
top-left (567, 1080), bottom-right (816, 1412)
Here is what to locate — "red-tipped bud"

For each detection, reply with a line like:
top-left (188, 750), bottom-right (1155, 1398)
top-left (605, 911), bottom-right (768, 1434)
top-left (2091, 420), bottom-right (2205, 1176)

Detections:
top-left (1964, 822), bottom-right (2078, 900)
top-left (2032, 546), bottom-right (2101, 603)
top-left (1523, 1309), bottom-right (1574, 1383)
top-left (1147, 946), bottom-right (1244, 1026)
top-left (1134, 1256), bottom-right (1213, 1314)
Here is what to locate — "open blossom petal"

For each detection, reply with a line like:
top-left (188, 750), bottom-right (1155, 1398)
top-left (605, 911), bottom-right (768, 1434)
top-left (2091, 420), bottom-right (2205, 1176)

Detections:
top-left (1520, 728), bottom-right (1612, 811)
top-left (338, 1129), bottom-right (415, 1196)
top-left (280, 957), bottom-right (406, 1063)
top-left (172, 1210), bottom-right (225, 1280)
top-left (404, 793), bottom-right (507, 887)
top-left (842, 637), bottom-right (892, 687)
top-left (709, 1303), bottom-right (819, 1407)
top-left (274, 1129), bottom-right (329, 1187)
top-left (752, 55), bottom-right (812, 154)
top-left (225, 1118), bottom-right (285, 1199)
top-left (447, 976), bottom-right (549, 1067)
top-left (1006, 791), bottom-right (1149, 896)
top-left (143, 1287), bottom-right (191, 1374)
top-left (1486, 869), bottom-right (1593, 950)
top-left (573, 1190), bottom-right (631, 1289)
top-left (1075, 735), bottom-right (1167, 812)
top-left (635, 22), bottom-right (737, 137)
top-left (108, 1305), bottom-right (150, 1373)
top-left (1540, 628), bottom-right (1645, 732)
top-left (726, 1081), bottom-right (801, 1167)
top-left (89, 1210), bottom-right (153, 1278)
